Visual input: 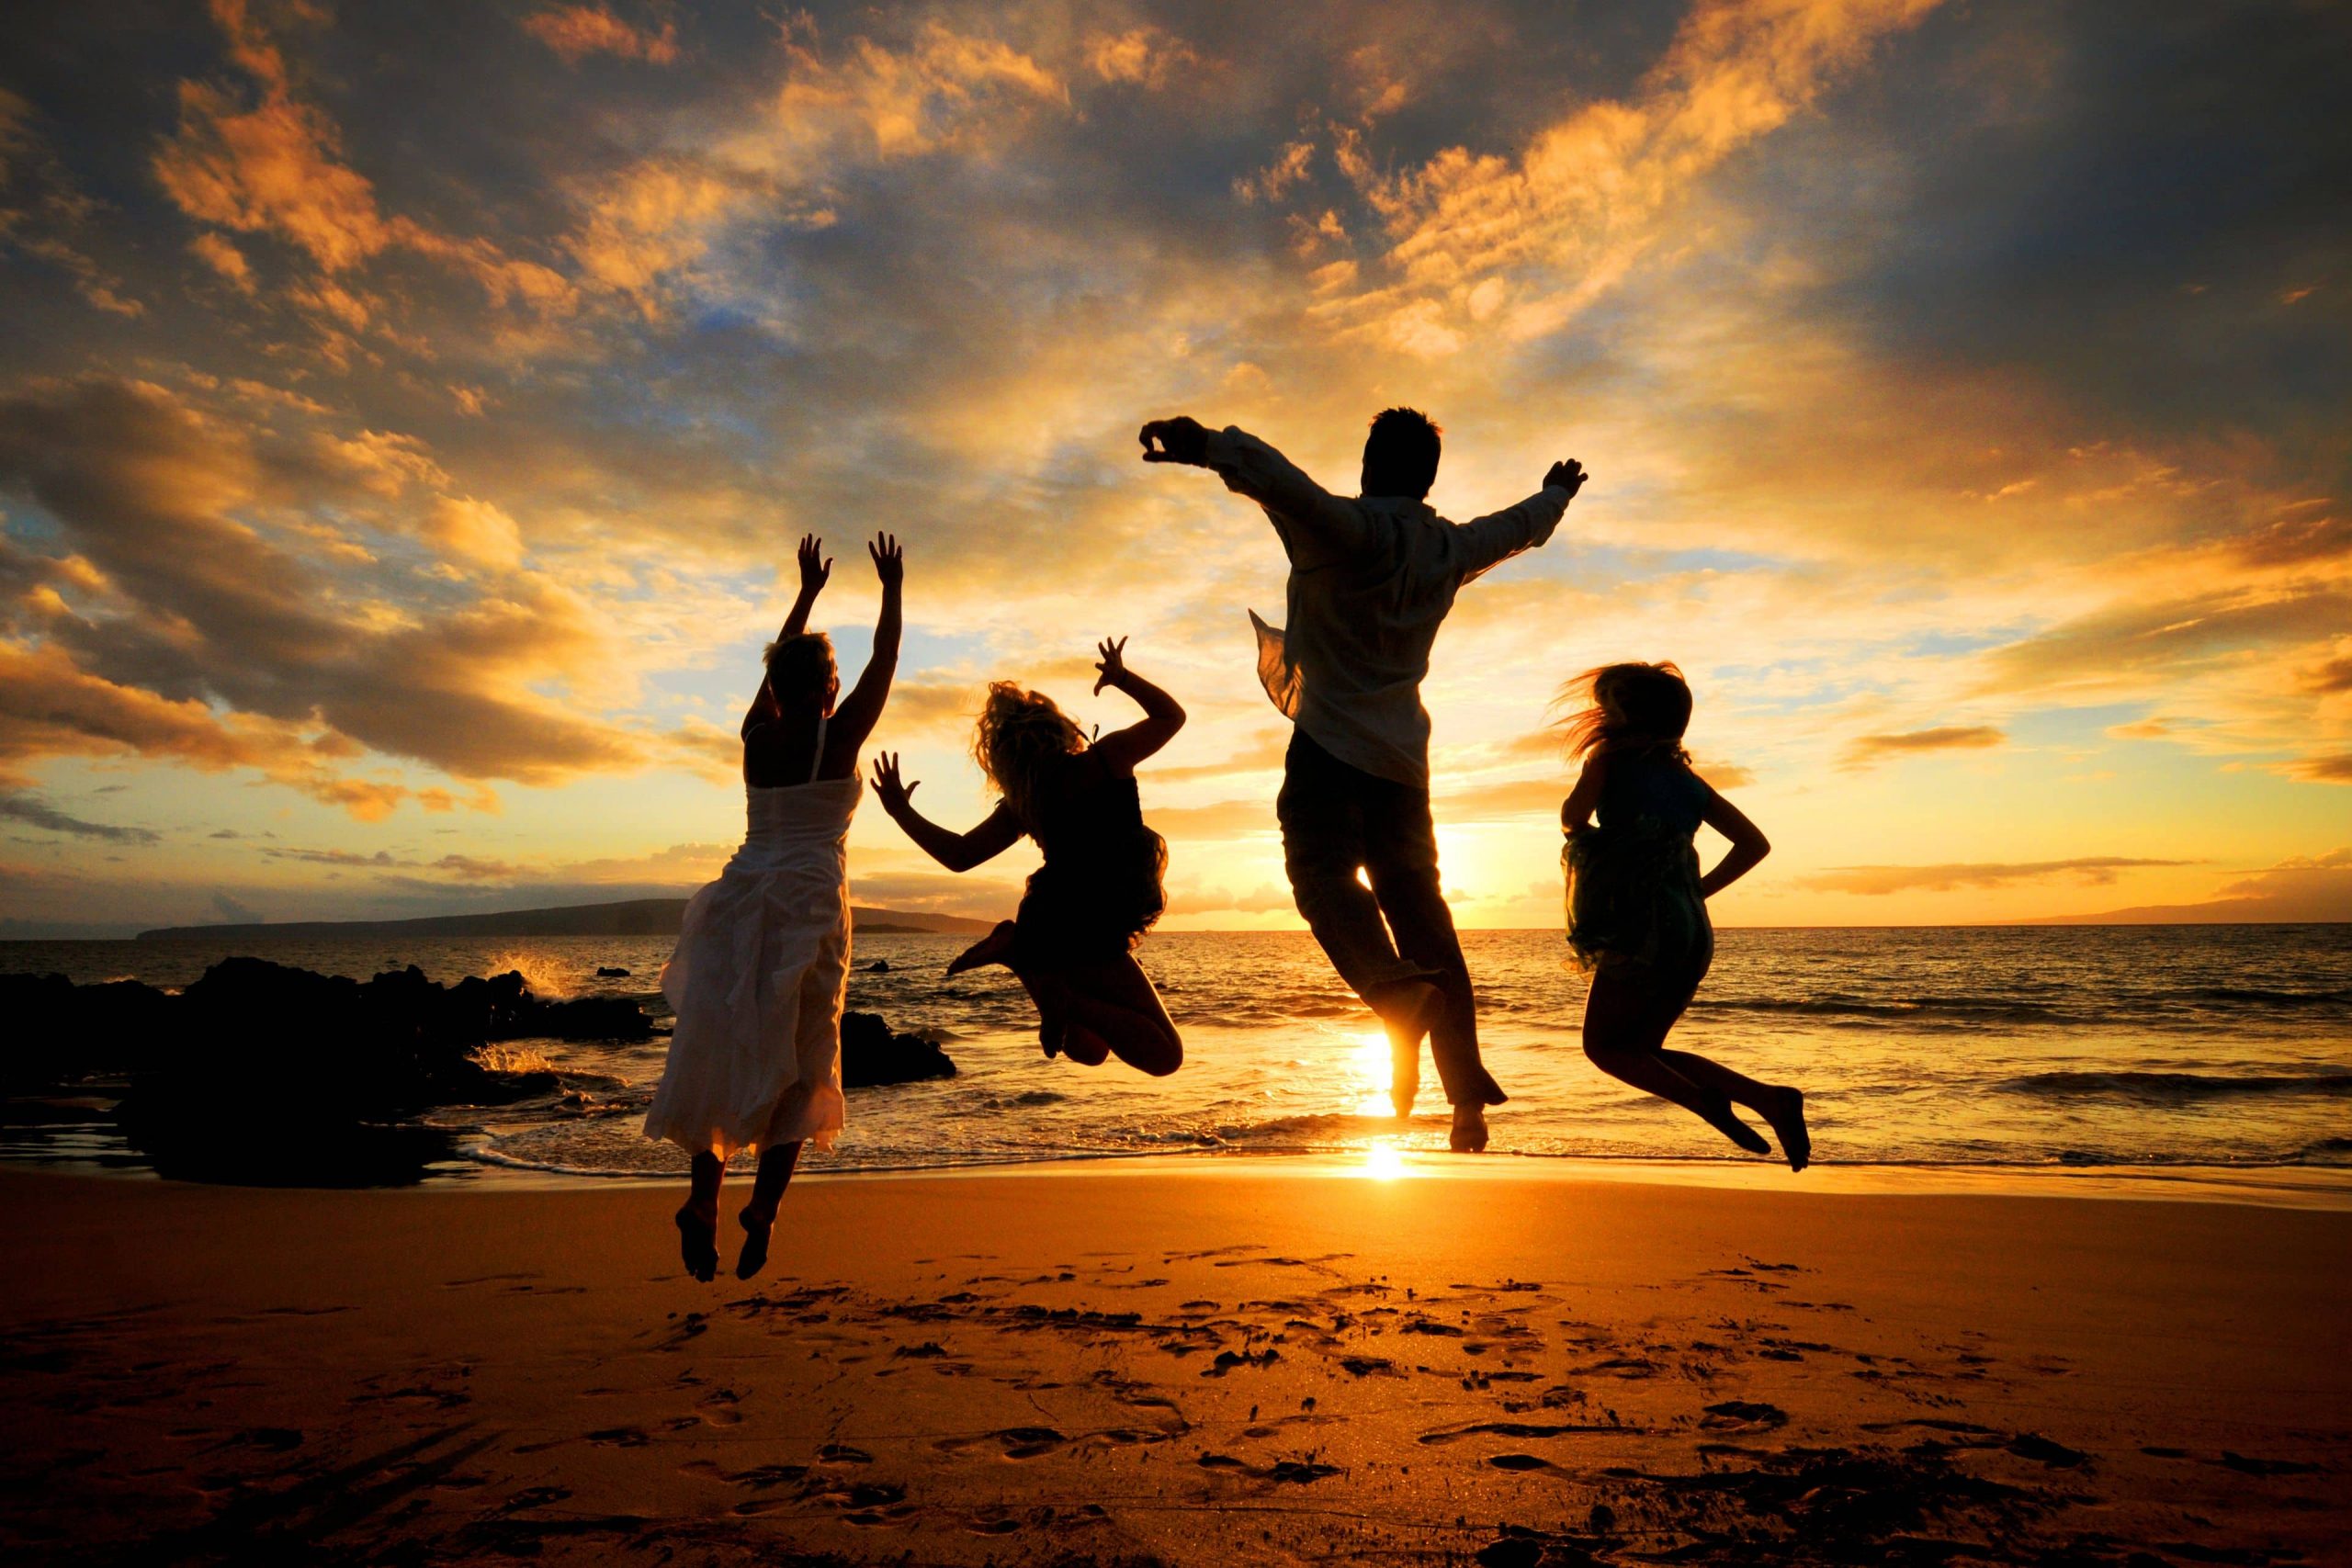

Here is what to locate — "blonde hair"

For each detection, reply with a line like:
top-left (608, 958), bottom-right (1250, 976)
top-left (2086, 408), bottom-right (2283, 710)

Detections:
top-left (974, 682), bottom-right (1086, 823)
top-left (1554, 661), bottom-right (1692, 763)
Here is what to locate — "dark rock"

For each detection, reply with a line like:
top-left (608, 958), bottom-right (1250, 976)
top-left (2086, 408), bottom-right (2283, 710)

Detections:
top-left (865, 959), bottom-right (890, 972)
top-left (595, 965), bottom-right (631, 977)
top-left (10, 956), bottom-right (654, 1186)
top-left (839, 1010), bottom-right (955, 1087)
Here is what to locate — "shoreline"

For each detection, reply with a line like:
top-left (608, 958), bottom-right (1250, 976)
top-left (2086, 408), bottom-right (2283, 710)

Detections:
top-left (15, 1142), bottom-right (2352, 1209)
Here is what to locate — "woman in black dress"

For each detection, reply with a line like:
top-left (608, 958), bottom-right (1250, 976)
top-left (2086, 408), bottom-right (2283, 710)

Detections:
top-left (870, 637), bottom-right (1184, 1076)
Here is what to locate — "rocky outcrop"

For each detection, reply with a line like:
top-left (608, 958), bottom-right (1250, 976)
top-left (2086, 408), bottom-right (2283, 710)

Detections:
top-left (2, 958), bottom-right (654, 1186)
top-left (840, 1010), bottom-right (956, 1088)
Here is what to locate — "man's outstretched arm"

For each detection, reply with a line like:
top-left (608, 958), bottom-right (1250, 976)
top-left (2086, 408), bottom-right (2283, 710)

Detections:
top-left (1454, 458), bottom-right (1589, 582)
top-left (1140, 415), bottom-right (1372, 562)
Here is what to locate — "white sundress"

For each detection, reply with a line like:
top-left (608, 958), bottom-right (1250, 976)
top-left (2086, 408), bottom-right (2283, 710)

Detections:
top-left (644, 716), bottom-right (859, 1158)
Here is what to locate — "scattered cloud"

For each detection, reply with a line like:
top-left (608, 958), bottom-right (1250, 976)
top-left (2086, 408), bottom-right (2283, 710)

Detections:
top-left (522, 5), bottom-right (681, 65)
top-left (0, 790), bottom-right (159, 844)
top-left (1800, 857), bottom-right (2195, 896)
top-left (1838, 726), bottom-right (2006, 769)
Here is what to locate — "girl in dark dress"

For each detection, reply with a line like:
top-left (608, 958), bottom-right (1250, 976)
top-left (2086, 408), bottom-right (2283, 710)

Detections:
top-left (871, 637), bottom-right (1184, 1076)
top-left (1558, 662), bottom-right (1809, 1168)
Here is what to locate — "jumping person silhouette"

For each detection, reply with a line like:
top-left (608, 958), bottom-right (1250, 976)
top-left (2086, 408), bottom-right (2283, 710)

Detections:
top-left (645, 533), bottom-right (903, 1281)
top-left (1139, 410), bottom-right (1586, 1150)
top-left (870, 637), bottom-right (1184, 1077)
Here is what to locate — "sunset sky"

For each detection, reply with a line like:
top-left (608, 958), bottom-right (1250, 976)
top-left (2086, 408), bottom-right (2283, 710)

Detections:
top-left (1, 0), bottom-right (2346, 937)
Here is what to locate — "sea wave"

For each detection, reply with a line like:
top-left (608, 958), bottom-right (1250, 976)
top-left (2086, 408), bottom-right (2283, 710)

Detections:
top-left (1689, 996), bottom-right (2064, 1023)
top-left (2002, 1070), bottom-right (2352, 1102)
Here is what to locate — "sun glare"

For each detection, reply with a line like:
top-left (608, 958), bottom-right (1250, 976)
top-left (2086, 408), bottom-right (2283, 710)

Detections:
top-left (1360, 1144), bottom-right (1408, 1180)
top-left (1351, 1030), bottom-right (1397, 1117)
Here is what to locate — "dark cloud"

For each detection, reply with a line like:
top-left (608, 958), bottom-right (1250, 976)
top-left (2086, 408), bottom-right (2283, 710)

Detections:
top-left (0, 789), bottom-right (159, 843)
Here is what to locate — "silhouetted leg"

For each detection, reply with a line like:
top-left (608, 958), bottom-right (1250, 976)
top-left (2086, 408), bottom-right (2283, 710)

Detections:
top-left (735, 1140), bottom-right (802, 1280)
top-left (1015, 954), bottom-right (1182, 1076)
top-left (1363, 790), bottom-right (1502, 1119)
top-left (1581, 968), bottom-right (1769, 1156)
top-left (948, 919), bottom-right (1016, 976)
top-left (1277, 734), bottom-right (1440, 1060)
top-left (677, 1152), bottom-right (722, 1281)
top-left (1656, 1051), bottom-right (1809, 1170)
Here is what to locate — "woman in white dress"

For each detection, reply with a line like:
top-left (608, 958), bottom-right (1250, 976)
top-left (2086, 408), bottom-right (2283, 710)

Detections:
top-left (646, 531), bottom-right (902, 1280)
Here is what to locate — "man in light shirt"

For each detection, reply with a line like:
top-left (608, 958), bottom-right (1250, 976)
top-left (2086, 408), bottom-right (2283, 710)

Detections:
top-left (1140, 408), bottom-right (1587, 1151)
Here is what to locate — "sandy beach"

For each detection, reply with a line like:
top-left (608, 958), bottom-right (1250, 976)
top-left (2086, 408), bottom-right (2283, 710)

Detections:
top-left (3, 1164), bottom-right (2346, 1566)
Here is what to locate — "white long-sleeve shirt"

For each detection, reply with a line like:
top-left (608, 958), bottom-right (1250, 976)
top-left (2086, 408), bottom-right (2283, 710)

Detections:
top-left (1207, 425), bottom-right (1572, 788)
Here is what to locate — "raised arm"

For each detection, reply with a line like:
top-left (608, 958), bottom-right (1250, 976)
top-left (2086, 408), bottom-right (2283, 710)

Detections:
top-left (1697, 782), bottom-right (1770, 898)
top-left (1454, 458), bottom-right (1587, 584)
top-left (827, 533), bottom-right (902, 752)
top-left (743, 534), bottom-right (831, 737)
top-left (1087, 637), bottom-right (1186, 776)
top-left (1140, 415), bottom-right (1373, 567)
top-left (868, 752), bottom-right (1023, 872)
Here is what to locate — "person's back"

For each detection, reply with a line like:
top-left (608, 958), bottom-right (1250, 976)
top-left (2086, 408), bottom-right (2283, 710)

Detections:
top-left (1140, 405), bottom-right (1588, 1152)
top-left (1595, 744), bottom-right (1708, 839)
top-left (1264, 491), bottom-right (1526, 787)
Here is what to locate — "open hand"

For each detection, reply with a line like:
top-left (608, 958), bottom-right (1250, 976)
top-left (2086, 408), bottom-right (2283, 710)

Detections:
top-left (868, 531), bottom-right (903, 587)
top-left (869, 750), bottom-right (917, 812)
top-left (1138, 416), bottom-right (1210, 466)
top-left (1092, 635), bottom-right (1129, 695)
top-left (797, 534), bottom-right (831, 595)
top-left (1544, 459), bottom-right (1589, 498)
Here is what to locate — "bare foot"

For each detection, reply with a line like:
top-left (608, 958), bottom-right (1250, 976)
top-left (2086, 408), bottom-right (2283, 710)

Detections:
top-left (1449, 1104), bottom-right (1489, 1153)
top-left (1703, 1098), bottom-right (1772, 1156)
top-left (1761, 1087), bottom-right (1811, 1171)
top-left (947, 919), bottom-right (1017, 976)
top-left (675, 1202), bottom-right (718, 1282)
top-left (735, 1205), bottom-right (776, 1280)
top-left (1376, 980), bottom-right (1443, 1119)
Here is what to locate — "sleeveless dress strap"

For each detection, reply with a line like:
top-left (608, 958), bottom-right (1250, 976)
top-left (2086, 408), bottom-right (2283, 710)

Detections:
top-left (808, 714), bottom-right (829, 784)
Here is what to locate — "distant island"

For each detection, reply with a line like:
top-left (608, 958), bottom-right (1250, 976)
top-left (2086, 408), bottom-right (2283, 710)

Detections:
top-left (136, 897), bottom-right (993, 942)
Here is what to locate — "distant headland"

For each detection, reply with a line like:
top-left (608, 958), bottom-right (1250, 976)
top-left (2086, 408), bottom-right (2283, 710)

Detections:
top-left (135, 897), bottom-right (993, 942)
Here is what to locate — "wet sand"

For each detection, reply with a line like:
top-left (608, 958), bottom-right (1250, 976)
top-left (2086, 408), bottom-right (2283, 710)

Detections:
top-left (2, 1162), bottom-right (2346, 1565)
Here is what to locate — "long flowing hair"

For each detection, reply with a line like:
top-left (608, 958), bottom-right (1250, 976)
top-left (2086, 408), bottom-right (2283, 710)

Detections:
top-left (1553, 661), bottom-right (1692, 763)
top-left (763, 631), bottom-right (838, 716)
top-left (974, 682), bottom-right (1086, 824)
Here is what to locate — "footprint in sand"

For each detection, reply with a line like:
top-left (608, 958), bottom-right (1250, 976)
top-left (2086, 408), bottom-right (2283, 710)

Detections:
top-left (727, 1463), bottom-right (808, 1488)
top-left (937, 1427), bottom-right (1066, 1460)
top-left (1487, 1453), bottom-right (1554, 1472)
top-left (1701, 1401), bottom-right (1789, 1433)
top-left (1419, 1420), bottom-right (1628, 1446)
top-left (586, 1427), bottom-right (650, 1448)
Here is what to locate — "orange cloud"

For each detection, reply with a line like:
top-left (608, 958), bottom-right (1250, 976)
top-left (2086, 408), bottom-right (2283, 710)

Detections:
top-left (522, 5), bottom-right (680, 65)
top-left (1301, 0), bottom-right (1945, 353)
top-left (1801, 856), bottom-right (2193, 895)
top-left (153, 0), bottom-right (572, 325)
top-left (1838, 725), bottom-right (2006, 769)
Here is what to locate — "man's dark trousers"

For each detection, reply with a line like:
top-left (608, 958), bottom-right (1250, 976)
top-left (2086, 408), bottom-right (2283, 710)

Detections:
top-left (1275, 730), bottom-right (1504, 1108)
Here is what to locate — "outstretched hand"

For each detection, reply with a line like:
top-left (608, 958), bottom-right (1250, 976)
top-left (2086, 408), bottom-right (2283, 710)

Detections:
top-left (868, 531), bottom-right (903, 586)
top-left (1092, 636), bottom-right (1129, 695)
top-left (1138, 416), bottom-right (1210, 467)
top-left (797, 534), bottom-right (831, 595)
top-left (1544, 459), bottom-right (1589, 499)
top-left (869, 750), bottom-right (917, 812)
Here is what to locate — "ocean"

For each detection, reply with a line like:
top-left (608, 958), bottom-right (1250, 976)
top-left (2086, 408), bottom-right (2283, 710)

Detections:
top-left (6, 925), bottom-right (2349, 1192)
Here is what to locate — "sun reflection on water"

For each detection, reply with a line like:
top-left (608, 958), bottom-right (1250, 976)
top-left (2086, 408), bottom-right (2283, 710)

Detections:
top-left (1359, 1143), bottom-right (1408, 1180)
top-left (1353, 1029), bottom-right (1397, 1118)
